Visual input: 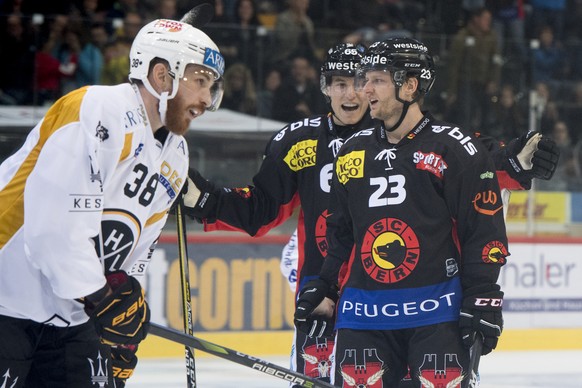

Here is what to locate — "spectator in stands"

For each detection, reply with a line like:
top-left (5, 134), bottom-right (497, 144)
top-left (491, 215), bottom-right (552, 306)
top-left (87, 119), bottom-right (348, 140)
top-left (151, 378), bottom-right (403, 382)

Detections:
top-left (533, 81), bottom-right (561, 134)
top-left (488, 0), bottom-right (527, 66)
top-left (269, 0), bottom-right (320, 68)
top-left (530, 25), bottom-right (566, 85)
top-left (256, 67), bottom-right (281, 118)
top-left (486, 83), bottom-right (527, 143)
top-left (221, 63), bottom-right (258, 115)
top-left (271, 55), bottom-right (326, 122)
top-left (211, 0), bottom-right (262, 78)
top-left (446, 7), bottom-right (502, 131)
top-left (102, 12), bottom-right (142, 85)
top-left (537, 120), bottom-right (575, 191)
top-left (0, 13), bottom-right (34, 104)
top-left (561, 81), bottom-right (582, 142)
top-left (529, 0), bottom-right (567, 41)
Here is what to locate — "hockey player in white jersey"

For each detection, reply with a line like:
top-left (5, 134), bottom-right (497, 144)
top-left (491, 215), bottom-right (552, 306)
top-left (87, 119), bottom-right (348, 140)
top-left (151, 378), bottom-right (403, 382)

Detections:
top-left (0, 14), bottom-right (224, 388)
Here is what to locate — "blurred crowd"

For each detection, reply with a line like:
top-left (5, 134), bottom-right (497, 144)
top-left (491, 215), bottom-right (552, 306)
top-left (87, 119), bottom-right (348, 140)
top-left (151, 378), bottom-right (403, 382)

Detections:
top-left (1, 0), bottom-right (582, 190)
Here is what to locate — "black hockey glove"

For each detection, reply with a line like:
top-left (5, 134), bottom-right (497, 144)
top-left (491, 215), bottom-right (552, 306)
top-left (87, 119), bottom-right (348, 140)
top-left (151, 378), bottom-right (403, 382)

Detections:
top-left (111, 344), bottom-right (138, 388)
top-left (501, 132), bottom-right (560, 189)
top-left (294, 278), bottom-right (339, 338)
top-left (180, 168), bottom-right (219, 221)
top-left (85, 271), bottom-right (150, 346)
top-left (459, 284), bottom-right (504, 356)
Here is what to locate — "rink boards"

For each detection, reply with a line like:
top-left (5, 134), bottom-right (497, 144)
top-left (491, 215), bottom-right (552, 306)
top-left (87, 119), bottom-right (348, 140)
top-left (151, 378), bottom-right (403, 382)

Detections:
top-left (136, 234), bottom-right (582, 358)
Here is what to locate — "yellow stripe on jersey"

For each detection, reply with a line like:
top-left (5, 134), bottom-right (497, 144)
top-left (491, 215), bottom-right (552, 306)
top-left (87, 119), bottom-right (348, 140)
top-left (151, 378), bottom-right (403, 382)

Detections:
top-left (119, 133), bottom-right (134, 162)
top-left (145, 210), bottom-right (168, 227)
top-left (0, 87), bottom-right (88, 249)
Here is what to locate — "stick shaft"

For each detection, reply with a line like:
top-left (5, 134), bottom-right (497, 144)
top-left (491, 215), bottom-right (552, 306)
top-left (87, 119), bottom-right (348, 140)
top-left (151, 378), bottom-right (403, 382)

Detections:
top-left (149, 323), bottom-right (335, 388)
top-left (465, 335), bottom-right (483, 388)
top-left (176, 200), bottom-right (197, 387)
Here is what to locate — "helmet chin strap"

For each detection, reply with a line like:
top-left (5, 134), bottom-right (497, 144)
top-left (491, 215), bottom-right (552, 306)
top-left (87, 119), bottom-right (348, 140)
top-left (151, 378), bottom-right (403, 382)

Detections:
top-left (141, 77), bottom-right (179, 126)
top-left (384, 86), bottom-right (422, 133)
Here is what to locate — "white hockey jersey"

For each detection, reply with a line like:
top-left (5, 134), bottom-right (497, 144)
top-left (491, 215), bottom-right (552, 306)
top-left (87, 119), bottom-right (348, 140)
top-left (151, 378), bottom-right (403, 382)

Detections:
top-left (0, 84), bottom-right (188, 327)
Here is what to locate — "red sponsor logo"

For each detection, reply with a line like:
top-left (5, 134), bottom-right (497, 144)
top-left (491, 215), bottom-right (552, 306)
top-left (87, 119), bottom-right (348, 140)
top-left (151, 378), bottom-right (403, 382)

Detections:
top-left (315, 210), bottom-right (330, 257)
top-left (413, 151), bottom-right (448, 179)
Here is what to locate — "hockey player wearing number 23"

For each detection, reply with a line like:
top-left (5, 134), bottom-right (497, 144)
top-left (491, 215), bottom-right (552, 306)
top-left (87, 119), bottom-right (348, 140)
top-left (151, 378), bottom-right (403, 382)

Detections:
top-left (0, 15), bottom-right (224, 388)
top-left (298, 38), bottom-right (509, 387)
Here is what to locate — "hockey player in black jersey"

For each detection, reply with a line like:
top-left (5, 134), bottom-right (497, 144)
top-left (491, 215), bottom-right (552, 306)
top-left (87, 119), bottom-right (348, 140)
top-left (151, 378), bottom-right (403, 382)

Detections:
top-left (293, 37), bottom-right (510, 387)
top-left (182, 39), bottom-right (559, 386)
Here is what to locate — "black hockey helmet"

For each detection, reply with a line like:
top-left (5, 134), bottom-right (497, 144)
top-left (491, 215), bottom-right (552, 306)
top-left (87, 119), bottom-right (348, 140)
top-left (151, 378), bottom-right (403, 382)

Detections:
top-left (320, 42), bottom-right (366, 95)
top-left (356, 37), bottom-right (435, 98)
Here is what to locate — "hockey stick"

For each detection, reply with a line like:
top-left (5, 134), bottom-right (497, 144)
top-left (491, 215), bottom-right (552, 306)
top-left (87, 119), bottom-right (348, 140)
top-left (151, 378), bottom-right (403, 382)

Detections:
top-left (465, 334), bottom-right (483, 388)
top-left (149, 323), bottom-right (335, 388)
top-left (176, 198), bottom-right (197, 387)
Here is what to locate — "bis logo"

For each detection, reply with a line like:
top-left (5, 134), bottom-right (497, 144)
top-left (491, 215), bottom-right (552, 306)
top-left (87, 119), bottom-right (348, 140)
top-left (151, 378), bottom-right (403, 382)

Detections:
top-left (361, 218), bottom-right (420, 284)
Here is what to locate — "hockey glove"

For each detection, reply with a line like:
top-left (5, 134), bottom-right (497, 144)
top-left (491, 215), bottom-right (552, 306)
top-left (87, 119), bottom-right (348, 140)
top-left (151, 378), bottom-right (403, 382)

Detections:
top-left (294, 278), bottom-right (339, 338)
top-left (85, 271), bottom-right (150, 346)
top-left (502, 132), bottom-right (559, 189)
top-left (181, 168), bottom-right (219, 221)
top-left (459, 284), bottom-right (504, 356)
top-left (111, 344), bottom-right (138, 388)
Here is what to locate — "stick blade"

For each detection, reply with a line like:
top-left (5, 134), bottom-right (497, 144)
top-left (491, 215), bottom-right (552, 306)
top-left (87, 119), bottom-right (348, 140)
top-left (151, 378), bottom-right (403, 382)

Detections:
top-left (180, 2), bottom-right (214, 28)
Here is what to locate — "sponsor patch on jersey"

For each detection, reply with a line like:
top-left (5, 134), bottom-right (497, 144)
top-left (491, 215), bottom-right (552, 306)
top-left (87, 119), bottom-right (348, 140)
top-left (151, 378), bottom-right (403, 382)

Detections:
top-left (481, 240), bottom-right (508, 264)
top-left (413, 151), bottom-right (447, 179)
top-left (283, 139), bottom-right (317, 172)
top-left (472, 190), bottom-right (503, 216)
top-left (361, 217), bottom-right (420, 284)
top-left (480, 171), bottom-right (494, 179)
top-left (336, 150), bottom-right (365, 184)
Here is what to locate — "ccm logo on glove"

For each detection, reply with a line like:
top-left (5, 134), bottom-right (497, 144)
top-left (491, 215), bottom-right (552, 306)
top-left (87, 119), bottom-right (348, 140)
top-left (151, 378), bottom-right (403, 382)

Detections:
top-left (474, 297), bottom-right (503, 307)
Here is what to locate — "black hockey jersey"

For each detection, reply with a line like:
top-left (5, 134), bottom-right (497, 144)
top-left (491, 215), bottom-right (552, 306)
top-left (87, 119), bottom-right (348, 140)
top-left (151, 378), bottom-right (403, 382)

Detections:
top-left (204, 113), bottom-right (376, 290)
top-left (321, 112), bottom-right (509, 331)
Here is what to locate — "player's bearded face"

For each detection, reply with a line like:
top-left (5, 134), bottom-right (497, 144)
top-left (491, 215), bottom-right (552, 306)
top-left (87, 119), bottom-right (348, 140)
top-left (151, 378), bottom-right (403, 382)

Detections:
top-left (165, 66), bottom-right (215, 136)
top-left (364, 71), bottom-right (402, 123)
top-left (328, 76), bottom-right (368, 125)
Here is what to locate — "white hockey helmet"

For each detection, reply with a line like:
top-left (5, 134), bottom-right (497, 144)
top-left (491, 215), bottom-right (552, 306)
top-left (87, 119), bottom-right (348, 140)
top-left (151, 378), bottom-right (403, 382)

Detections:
top-left (129, 19), bottom-right (225, 112)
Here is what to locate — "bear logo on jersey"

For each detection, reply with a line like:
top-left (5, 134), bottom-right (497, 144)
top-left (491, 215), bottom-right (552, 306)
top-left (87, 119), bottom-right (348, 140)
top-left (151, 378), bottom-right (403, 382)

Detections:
top-left (361, 218), bottom-right (420, 284)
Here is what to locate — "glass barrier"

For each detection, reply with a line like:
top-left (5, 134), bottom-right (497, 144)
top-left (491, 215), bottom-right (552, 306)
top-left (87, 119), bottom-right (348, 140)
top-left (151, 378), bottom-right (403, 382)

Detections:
top-left (1, 10), bottom-right (581, 236)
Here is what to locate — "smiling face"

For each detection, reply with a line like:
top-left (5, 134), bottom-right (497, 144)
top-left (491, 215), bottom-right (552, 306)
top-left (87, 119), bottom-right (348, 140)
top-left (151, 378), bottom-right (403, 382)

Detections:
top-left (165, 64), bottom-right (216, 136)
top-left (327, 75), bottom-right (368, 126)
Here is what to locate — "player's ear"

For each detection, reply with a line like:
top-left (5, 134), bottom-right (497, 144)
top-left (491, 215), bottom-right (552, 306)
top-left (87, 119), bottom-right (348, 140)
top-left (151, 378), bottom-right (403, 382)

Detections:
top-left (405, 77), bottom-right (419, 99)
top-left (150, 62), bottom-right (172, 93)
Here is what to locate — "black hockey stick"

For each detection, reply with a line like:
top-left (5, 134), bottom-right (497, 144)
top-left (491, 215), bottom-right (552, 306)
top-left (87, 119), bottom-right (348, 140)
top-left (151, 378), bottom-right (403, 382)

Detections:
top-left (180, 2), bottom-right (214, 28)
top-left (465, 334), bottom-right (483, 388)
top-left (176, 199), bottom-right (197, 387)
top-left (149, 323), bottom-right (335, 388)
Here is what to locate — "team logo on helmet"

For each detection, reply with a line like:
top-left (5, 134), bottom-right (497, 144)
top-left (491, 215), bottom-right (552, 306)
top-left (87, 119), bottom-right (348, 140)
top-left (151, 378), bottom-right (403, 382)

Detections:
top-left (361, 218), bottom-right (420, 284)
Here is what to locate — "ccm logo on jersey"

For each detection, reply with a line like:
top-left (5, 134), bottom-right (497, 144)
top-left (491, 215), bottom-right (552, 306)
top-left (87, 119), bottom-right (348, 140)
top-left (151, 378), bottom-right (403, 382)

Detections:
top-left (474, 297), bottom-right (503, 307)
top-left (336, 150), bottom-right (365, 184)
top-left (284, 139), bottom-right (317, 171)
top-left (431, 126), bottom-right (478, 155)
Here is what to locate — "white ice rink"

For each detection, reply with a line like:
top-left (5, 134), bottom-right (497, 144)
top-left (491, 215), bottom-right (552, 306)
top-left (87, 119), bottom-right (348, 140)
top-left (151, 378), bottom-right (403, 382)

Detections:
top-left (127, 350), bottom-right (582, 388)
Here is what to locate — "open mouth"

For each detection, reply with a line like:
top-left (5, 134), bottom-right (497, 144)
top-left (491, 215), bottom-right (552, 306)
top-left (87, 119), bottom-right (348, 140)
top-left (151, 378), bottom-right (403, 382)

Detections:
top-left (341, 103), bottom-right (360, 112)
